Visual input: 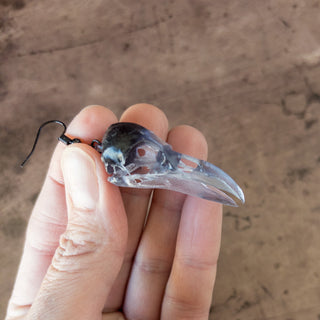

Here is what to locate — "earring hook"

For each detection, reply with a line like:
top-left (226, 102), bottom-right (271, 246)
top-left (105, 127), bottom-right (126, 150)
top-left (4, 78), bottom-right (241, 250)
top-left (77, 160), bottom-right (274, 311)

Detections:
top-left (20, 120), bottom-right (81, 168)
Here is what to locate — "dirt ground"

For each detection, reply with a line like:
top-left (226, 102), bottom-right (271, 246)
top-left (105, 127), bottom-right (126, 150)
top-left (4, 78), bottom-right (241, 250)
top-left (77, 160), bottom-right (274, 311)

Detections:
top-left (1, 0), bottom-right (320, 319)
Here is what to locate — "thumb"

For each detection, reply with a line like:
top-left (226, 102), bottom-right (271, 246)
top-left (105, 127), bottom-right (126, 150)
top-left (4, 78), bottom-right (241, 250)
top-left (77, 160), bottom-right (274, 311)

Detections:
top-left (28, 144), bottom-right (128, 320)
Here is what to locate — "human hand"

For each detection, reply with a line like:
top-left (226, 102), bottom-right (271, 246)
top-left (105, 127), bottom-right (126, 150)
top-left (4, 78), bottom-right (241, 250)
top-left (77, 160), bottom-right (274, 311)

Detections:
top-left (6, 104), bottom-right (222, 320)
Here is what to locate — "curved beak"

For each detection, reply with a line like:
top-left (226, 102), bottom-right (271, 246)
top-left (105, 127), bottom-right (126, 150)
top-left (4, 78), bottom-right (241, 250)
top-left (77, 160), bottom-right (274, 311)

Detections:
top-left (108, 150), bottom-right (245, 207)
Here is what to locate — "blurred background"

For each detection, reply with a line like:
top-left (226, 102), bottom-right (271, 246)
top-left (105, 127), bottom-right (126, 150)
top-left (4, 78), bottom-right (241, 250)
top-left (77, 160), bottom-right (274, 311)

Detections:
top-left (1, 0), bottom-right (320, 319)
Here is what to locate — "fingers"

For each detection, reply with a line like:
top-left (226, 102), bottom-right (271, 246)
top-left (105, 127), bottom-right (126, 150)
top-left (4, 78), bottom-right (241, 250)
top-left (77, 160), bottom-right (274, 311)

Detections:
top-left (123, 125), bottom-right (209, 320)
top-left (161, 197), bottom-right (222, 319)
top-left (103, 103), bottom-right (169, 311)
top-left (6, 106), bottom-right (117, 319)
top-left (28, 144), bottom-right (127, 319)
top-left (6, 102), bottom-right (221, 320)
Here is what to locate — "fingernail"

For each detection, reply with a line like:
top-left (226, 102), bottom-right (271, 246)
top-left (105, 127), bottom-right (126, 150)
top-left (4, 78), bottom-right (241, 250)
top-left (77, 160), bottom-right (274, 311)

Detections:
top-left (62, 147), bottom-right (99, 211)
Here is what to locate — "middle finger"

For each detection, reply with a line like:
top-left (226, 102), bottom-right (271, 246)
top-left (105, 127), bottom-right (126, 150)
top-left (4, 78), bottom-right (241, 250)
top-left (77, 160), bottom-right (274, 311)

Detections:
top-left (103, 103), bottom-right (169, 311)
top-left (123, 125), bottom-right (208, 320)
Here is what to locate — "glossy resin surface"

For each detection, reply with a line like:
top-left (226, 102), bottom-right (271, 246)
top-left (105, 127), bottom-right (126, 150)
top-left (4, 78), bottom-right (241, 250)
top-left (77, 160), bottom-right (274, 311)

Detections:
top-left (101, 123), bottom-right (244, 206)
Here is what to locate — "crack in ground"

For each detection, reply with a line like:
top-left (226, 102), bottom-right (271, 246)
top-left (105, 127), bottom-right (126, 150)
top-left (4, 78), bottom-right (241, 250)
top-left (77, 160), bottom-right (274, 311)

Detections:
top-left (281, 76), bottom-right (320, 129)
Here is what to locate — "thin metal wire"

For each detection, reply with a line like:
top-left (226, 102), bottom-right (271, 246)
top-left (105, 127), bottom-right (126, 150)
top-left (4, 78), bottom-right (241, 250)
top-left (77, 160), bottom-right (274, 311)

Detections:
top-left (20, 120), bottom-right (68, 167)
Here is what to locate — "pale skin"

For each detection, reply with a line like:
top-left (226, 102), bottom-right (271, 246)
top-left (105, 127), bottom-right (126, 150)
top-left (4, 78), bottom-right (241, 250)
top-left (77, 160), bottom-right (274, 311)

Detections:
top-left (6, 104), bottom-right (222, 320)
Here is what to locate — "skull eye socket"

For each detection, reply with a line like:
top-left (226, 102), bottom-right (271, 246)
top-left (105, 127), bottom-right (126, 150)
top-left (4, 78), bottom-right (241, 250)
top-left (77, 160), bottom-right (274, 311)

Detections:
top-left (137, 148), bottom-right (146, 157)
top-left (106, 164), bottom-right (114, 174)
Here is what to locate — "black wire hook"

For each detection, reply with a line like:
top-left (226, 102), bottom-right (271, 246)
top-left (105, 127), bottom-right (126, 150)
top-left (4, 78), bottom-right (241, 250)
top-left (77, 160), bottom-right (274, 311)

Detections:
top-left (20, 120), bottom-right (81, 168)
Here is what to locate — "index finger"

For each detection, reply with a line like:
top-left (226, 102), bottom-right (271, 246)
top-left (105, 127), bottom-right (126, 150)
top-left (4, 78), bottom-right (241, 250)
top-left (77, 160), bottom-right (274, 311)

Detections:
top-left (6, 106), bottom-right (117, 317)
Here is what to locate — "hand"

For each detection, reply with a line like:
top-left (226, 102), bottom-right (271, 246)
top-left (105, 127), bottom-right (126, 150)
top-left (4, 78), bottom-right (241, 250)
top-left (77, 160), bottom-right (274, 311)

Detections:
top-left (6, 104), bottom-right (222, 320)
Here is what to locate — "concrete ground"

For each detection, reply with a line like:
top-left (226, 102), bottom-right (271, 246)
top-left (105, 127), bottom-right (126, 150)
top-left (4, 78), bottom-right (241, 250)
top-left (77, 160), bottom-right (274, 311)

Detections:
top-left (1, 0), bottom-right (320, 319)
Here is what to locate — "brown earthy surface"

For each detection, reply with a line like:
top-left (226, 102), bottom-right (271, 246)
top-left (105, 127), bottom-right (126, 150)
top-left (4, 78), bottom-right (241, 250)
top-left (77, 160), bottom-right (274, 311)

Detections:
top-left (1, 1), bottom-right (320, 319)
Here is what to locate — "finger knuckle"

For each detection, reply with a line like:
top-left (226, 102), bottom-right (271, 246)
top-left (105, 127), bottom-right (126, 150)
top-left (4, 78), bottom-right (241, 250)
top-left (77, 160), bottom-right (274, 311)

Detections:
top-left (134, 256), bottom-right (172, 275)
top-left (164, 294), bottom-right (209, 319)
top-left (178, 254), bottom-right (217, 271)
top-left (59, 227), bottom-right (102, 257)
top-left (51, 227), bottom-right (104, 273)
